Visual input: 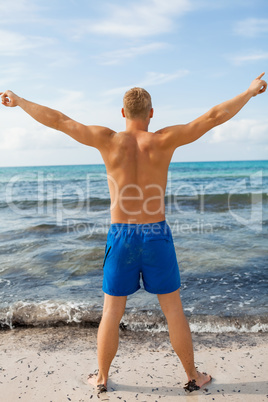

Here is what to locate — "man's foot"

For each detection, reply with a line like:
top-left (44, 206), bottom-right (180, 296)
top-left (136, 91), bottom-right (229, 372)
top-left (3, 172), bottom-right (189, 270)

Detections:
top-left (88, 373), bottom-right (107, 394)
top-left (184, 371), bottom-right (212, 392)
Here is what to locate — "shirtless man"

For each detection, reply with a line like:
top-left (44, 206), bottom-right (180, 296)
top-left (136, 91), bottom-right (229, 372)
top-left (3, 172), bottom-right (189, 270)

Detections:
top-left (1, 73), bottom-right (266, 393)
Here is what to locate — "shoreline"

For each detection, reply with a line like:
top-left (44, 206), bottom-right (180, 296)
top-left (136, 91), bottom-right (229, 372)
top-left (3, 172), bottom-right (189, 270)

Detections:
top-left (1, 302), bottom-right (267, 332)
top-left (0, 327), bottom-right (267, 401)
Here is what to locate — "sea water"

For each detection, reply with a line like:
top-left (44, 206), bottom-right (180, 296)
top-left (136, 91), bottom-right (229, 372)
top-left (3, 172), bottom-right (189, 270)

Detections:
top-left (0, 161), bottom-right (267, 332)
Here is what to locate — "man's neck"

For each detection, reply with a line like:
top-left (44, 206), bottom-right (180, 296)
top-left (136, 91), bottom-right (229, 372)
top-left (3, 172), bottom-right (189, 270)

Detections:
top-left (125, 118), bottom-right (150, 132)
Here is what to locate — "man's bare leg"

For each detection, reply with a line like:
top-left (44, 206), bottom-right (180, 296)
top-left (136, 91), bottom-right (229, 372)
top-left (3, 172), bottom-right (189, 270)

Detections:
top-left (157, 289), bottom-right (211, 389)
top-left (88, 293), bottom-right (127, 390)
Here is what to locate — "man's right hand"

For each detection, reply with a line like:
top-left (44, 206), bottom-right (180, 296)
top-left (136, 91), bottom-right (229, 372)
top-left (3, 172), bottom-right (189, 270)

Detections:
top-left (248, 72), bottom-right (267, 97)
top-left (0, 90), bottom-right (20, 107)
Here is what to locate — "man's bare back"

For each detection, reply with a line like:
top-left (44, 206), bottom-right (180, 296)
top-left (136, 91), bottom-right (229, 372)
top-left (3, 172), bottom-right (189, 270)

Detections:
top-left (101, 128), bottom-right (172, 223)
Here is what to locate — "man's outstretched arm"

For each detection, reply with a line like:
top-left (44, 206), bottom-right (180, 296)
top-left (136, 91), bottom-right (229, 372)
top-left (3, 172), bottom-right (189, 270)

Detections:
top-left (157, 73), bottom-right (267, 149)
top-left (0, 91), bottom-right (115, 149)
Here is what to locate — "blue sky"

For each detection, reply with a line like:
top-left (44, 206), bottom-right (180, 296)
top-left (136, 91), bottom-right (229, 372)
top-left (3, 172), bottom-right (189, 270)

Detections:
top-left (0, 0), bottom-right (267, 167)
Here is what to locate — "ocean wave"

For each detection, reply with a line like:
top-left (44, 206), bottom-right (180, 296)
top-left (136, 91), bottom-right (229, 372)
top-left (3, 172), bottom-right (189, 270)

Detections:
top-left (166, 192), bottom-right (267, 212)
top-left (1, 301), bottom-right (267, 333)
top-left (26, 223), bottom-right (70, 234)
top-left (1, 193), bottom-right (267, 212)
top-left (3, 222), bottom-right (108, 239)
top-left (0, 197), bottom-right (111, 211)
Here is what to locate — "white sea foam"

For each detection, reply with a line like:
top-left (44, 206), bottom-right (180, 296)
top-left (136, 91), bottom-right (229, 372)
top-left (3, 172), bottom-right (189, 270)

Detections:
top-left (0, 301), bottom-right (267, 333)
top-left (189, 321), bottom-right (268, 334)
top-left (0, 300), bottom-right (102, 329)
top-left (184, 306), bottom-right (195, 313)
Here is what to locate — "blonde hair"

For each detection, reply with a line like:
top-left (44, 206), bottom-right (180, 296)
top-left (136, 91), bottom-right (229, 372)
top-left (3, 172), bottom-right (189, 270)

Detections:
top-left (123, 87), bottom-right (152, 120)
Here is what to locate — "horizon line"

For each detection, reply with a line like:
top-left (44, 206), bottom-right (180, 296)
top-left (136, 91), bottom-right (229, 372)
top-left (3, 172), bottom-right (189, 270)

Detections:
top-left (0, 159), bottom-right (267, 169)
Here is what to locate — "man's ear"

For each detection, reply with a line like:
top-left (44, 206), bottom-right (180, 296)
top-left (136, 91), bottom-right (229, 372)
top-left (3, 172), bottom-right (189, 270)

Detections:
top-left (121, 108), bottom-right (126, 118)
top-left (149, 108), bottom-right (154, 118)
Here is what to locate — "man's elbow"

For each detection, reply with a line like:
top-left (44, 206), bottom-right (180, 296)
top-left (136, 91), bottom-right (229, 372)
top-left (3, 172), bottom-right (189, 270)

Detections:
top-left (209, 106), bottom-right (230, 127)
top-left (54, 114), bottom-right (70, 132)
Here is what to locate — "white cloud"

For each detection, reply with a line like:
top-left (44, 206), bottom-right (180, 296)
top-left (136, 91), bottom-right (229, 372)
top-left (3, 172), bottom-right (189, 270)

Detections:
top-left (0, 29), bottom-right (55, 57)
top-left (230, 51), bottom-right (268, 65)
top-left (0, 63), bottom-right (27, 87)
top-left (96, 42), bottom-right (168, 65)
top-left (140, 70), bottom-right (189, 87)
top-left (76, 0), bottom-right (191, 38)
top-left (0, 30), bottom-right (35, 56)
top-left (0, 0), bottom-right (45, 25)
top-left (0, 123), bottom-right (75, 151)
top-left (234, 18), bottom-right (268, 37)
top-left (104, 70), bottom-right (189, 96)
top-left (208, 119), bottom-right (268, 145)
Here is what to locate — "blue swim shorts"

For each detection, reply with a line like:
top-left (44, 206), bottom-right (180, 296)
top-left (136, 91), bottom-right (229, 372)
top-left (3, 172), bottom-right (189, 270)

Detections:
top-left (102, 220), bottom-right (181, 296)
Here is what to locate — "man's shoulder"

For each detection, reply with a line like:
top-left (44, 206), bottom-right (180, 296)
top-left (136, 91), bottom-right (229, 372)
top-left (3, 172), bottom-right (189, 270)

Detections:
top-left (86, 125), bottom-right (116, 135)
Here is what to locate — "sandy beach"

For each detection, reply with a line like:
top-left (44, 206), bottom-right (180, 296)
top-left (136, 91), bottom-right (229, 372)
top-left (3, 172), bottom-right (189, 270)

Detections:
top-left (0, 326), bottom-right (267, 401)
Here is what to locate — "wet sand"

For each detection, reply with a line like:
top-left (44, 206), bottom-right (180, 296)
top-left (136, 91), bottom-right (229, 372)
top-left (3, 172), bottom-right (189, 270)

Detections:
top-left (0, 326), bottom-right (267, 401)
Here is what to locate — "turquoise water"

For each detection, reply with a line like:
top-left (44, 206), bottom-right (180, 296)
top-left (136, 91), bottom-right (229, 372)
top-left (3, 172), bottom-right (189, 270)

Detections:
top-left (0, 161), bottom-right (267, 331)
